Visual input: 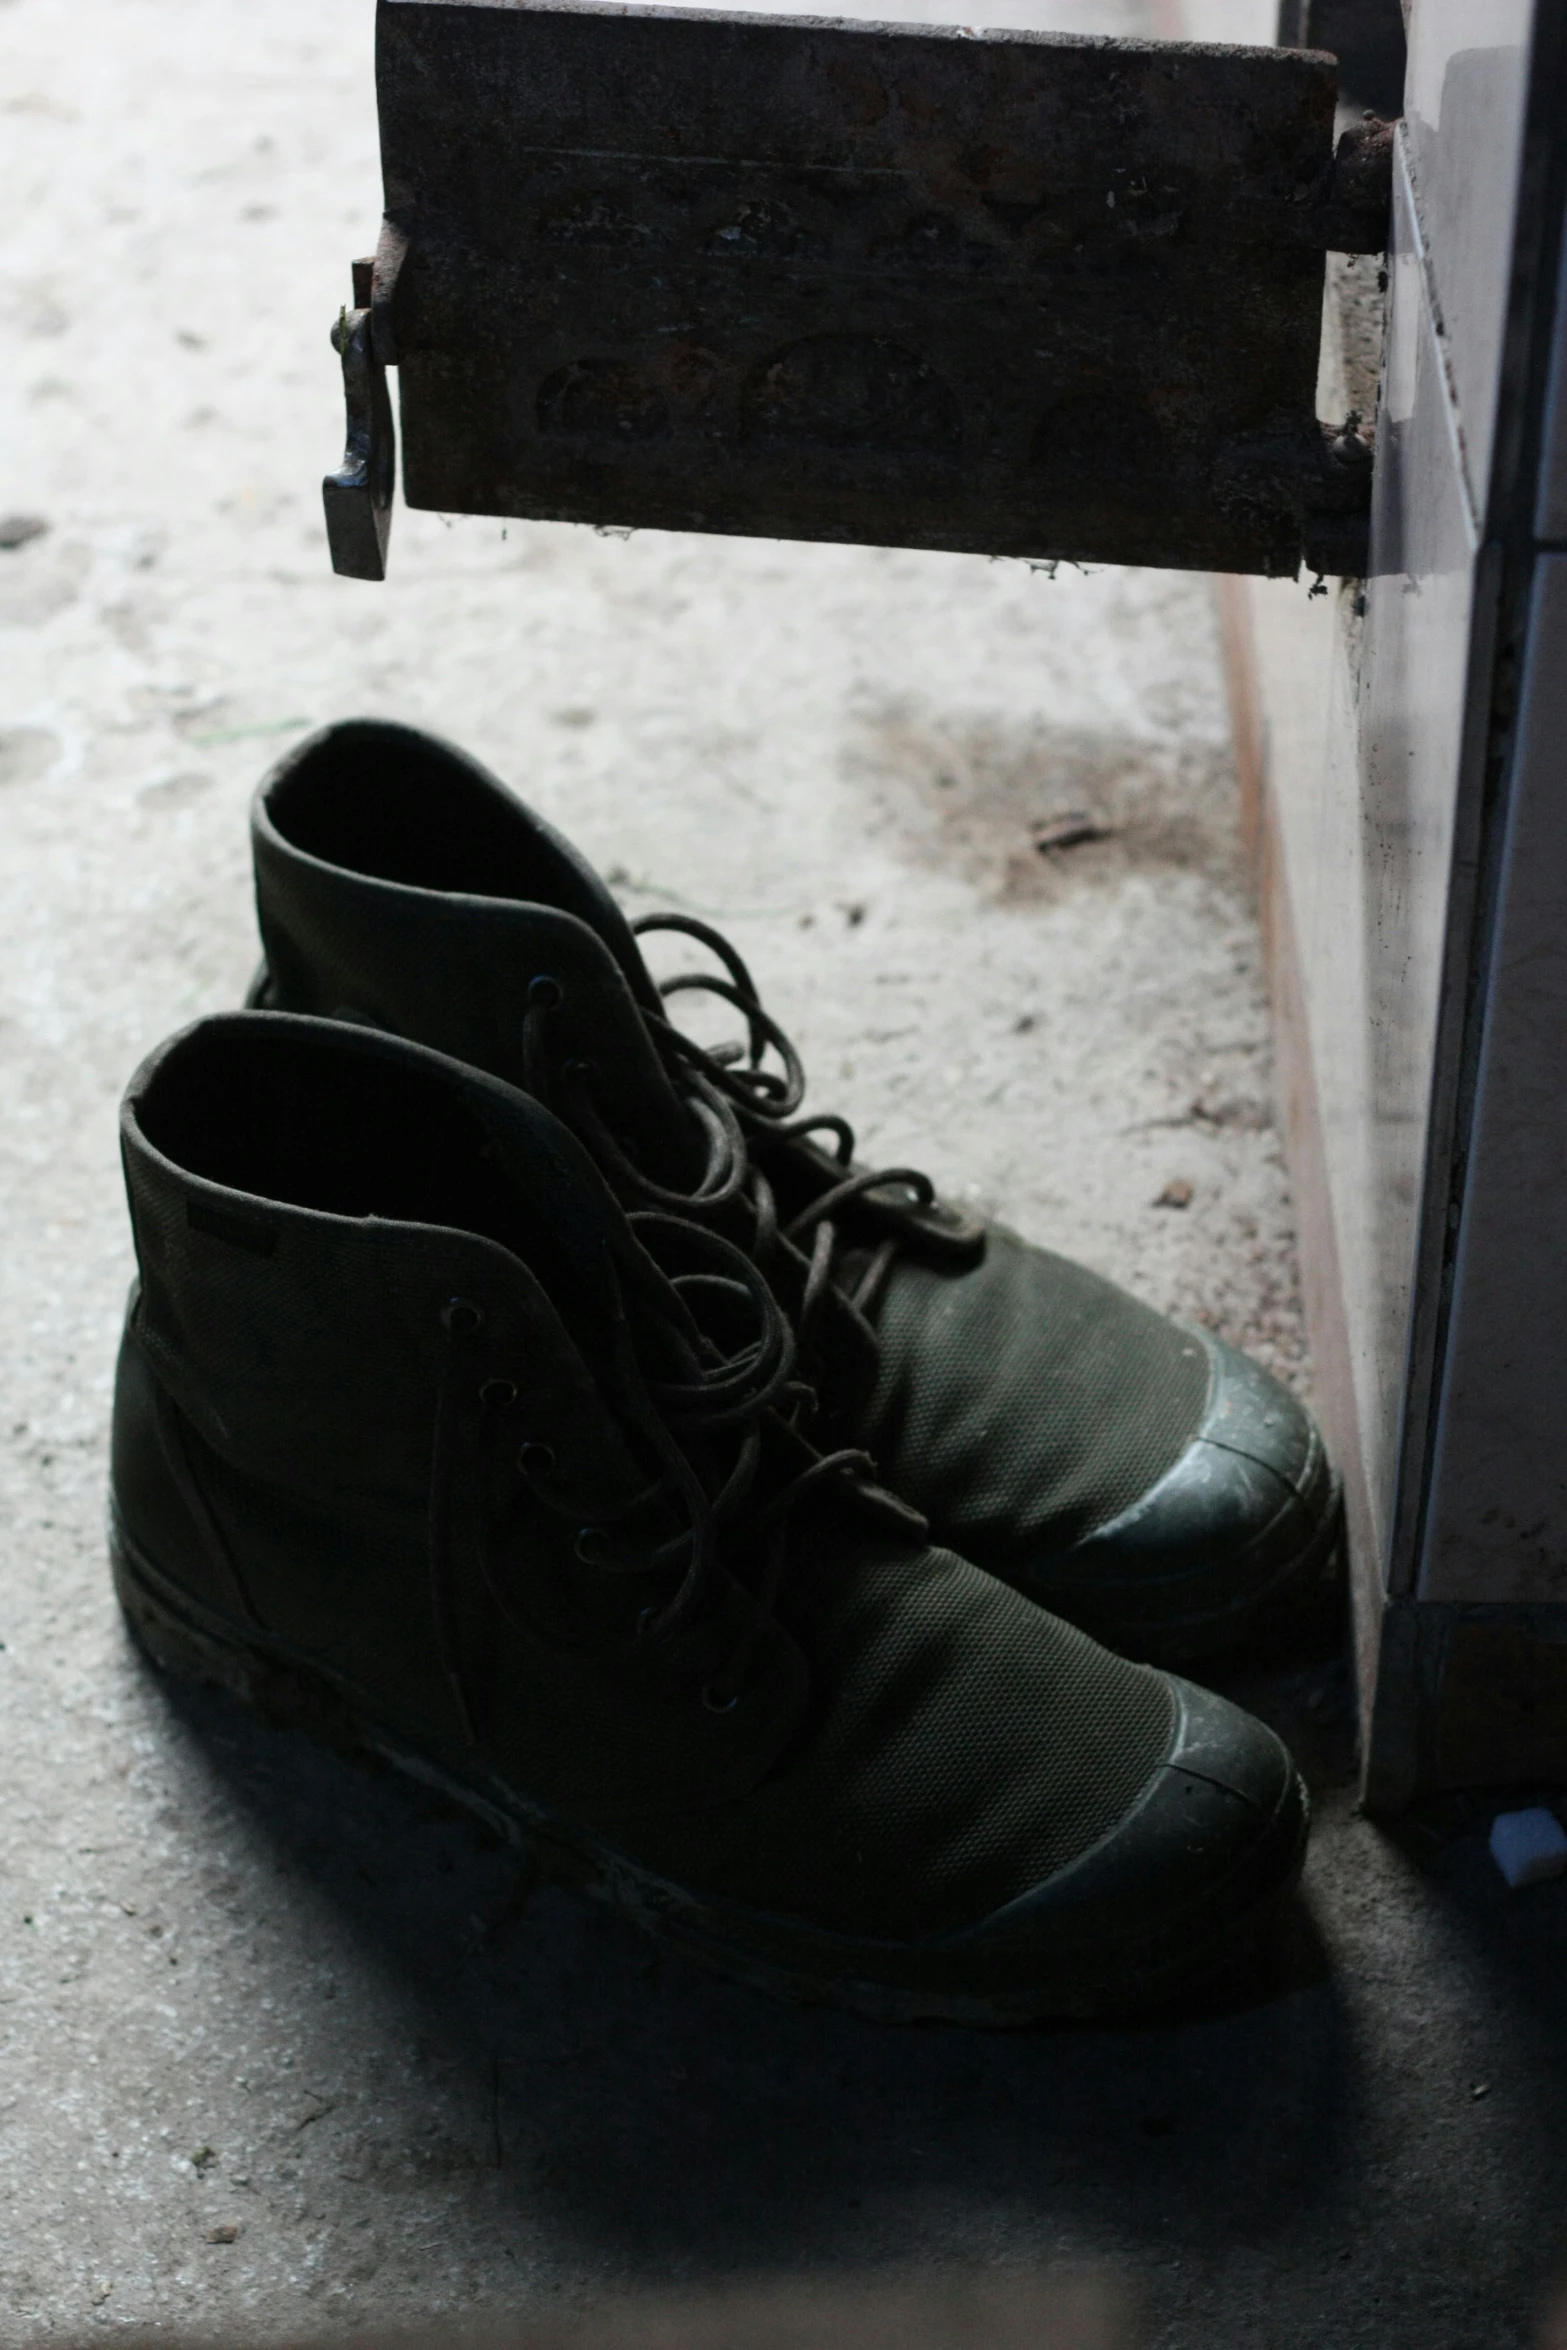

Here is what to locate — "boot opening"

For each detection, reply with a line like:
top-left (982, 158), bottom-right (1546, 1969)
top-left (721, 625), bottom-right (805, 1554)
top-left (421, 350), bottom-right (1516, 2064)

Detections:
top-left (135, 1016), bottom-right (546, 1261)
top-left (265, 721), bottom-right (579, 908)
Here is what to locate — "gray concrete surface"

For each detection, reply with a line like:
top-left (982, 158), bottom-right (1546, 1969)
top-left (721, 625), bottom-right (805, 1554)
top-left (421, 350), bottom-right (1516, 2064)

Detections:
top-left (3, 1), bottom-right (1567, 2343)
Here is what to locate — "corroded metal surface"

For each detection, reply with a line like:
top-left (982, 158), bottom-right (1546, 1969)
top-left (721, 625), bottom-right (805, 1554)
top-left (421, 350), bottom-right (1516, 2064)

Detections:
top-left (323, 255), bottom-right (396, 581)
top-left (370, 0), bottom-right (1381, 576)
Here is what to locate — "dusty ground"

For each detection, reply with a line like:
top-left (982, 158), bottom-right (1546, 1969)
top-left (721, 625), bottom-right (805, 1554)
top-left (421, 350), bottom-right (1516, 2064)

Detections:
top-left (4, 0), bottom-right (1567, 2344)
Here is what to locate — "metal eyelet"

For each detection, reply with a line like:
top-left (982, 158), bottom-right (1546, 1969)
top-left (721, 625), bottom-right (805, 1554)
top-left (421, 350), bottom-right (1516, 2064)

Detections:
top-left (702, 1681), bottom-right (741, 1714)
top-left (479, 1378), bottom-right (518, 1410)
top-left (517, 1441), bottom-right (556, 1478)
top-left (574, 1526), bottom-right (611, 1566)
top-left (528, 973), bottom-right (563, 1010)
top-left (442, 1298), bottom-right (484, 1335)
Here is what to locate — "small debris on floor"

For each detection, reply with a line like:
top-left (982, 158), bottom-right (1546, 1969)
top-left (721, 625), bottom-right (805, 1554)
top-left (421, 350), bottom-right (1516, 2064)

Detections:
top-left (1031, 810), bottom-right (1112, 855)
top-left (1488, 1806), bottom-right (1567, 1888)
top-left (189, 2143), bottom-right (216, 2171)
top-left (1154, 1178), bottom-right (1194, 1209)
top-left (0, 513), bottom-right (49, 551)
top-left (205, 2224), bottom-right (241, 2245)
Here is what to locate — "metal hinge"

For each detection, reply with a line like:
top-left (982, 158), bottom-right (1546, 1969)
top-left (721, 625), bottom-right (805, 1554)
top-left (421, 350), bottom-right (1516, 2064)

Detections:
top-left (322, 257), bottom-right (395, 582)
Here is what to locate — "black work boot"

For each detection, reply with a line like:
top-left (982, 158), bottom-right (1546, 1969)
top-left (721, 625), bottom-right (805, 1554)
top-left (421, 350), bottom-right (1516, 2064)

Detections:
top-left (248, 721), bottom-right (1343, 1668)
top-left (110, 1014), bottom-right (1307, 2021)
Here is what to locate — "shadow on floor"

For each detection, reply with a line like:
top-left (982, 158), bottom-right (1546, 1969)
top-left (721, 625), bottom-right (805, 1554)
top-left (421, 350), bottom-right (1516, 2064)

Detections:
top-left (118, 1557), bottom-right (1567, 2347)
top-left (151, 1657), bottom-right (1364, 2296)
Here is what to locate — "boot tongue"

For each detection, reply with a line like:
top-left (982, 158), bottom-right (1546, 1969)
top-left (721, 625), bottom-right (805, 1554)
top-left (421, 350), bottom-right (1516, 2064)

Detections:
top-left (459, 1061), bottom-right (691, 1356)
top-left (472, 1070), bottom-right (792, 1545)
top-left (473, 780), bottom-right (663, 1017)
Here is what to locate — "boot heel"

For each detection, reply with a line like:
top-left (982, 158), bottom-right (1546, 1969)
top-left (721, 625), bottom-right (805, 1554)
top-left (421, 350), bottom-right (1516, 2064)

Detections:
top-left (109, 1508), bottom-right (366, 1754)
top-left (109, 1509), bottom-right (260, 1701)
top-left (109, 1507), bottom-right (511, 1817)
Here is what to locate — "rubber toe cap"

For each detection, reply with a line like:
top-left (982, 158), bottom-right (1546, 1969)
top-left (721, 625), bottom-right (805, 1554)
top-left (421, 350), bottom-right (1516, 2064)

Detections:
top-left (1037, 1332), bottom-right (1342, 1659)
top-left (953, 1676), bottom-right (1308, 2014)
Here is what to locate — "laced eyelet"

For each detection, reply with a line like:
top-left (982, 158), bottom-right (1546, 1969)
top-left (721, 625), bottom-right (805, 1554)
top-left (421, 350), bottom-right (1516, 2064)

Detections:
top-left (528, 974), bottom-right (563, 1010)
top-left (442, 1298), bottom-right (484, 1335)
top-left (479, 1378), bottom-right (518, 1410)
top-left (702, 1681), bottom-right (741, 1714)
top-left (517, 1440), bottom-right (556, 1477)
top-left (574, 1526), bottom-right (611, 1566)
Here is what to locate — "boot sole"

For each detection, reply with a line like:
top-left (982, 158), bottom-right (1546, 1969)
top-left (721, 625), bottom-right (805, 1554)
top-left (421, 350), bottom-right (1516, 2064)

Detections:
top-left (110, 1508), bottom-right (1309, 2028)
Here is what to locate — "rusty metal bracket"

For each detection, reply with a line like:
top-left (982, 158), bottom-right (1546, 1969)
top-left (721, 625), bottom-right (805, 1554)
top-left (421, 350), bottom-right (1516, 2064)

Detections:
top-left (323, 257), bottom-right (395, 581)
top-left (338, 2), bottom-right (1394, 582)
top-left (1215, 406), bottom-right (1377, 578)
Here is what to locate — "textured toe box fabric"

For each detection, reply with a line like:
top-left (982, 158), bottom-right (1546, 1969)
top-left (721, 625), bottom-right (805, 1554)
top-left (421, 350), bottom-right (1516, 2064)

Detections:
top-left (859, 1225), bottom-right (1207, 1567)
top-left (859, 1227), bottom-right (1336, 1656)
top-left (601, 1540), bottom-right (1178, 1945)
top-left (605, 1548), bottom-right (1304, 2013)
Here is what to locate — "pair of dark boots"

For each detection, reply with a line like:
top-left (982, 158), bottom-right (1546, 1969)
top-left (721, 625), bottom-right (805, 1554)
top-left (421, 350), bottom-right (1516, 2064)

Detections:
top-left (111, 721), bottom-right (1339, 2022)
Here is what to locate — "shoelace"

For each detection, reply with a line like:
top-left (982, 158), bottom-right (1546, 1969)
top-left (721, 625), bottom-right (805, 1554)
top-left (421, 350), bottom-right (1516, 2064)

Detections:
top-left (521, 911), bottom-right (953, 1389)
top-left (428, 1204), bottom-right (924, 1744)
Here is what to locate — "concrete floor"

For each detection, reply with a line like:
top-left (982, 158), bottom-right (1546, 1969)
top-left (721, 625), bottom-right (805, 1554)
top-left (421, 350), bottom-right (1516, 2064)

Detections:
top-left (4, 0), bottom-right (1567, 2343)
